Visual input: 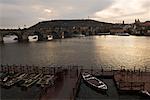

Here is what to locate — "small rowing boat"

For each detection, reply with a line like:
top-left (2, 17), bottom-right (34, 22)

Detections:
top-left (36, 75), bottom-right (54, 88)
top-left (82, 72), bottom-right (108, 92)
top-left (140, 90), bottom-right (150, 98)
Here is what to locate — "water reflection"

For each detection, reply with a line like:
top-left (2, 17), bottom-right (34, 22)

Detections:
top-left (1, 36), bottom-right (150, 69)
top-left (28, 35), bottom-right (38, 42)
top-left (94, 36), bottom-right (150, 69)
top-left (3, 35), bottom-right (18, 43)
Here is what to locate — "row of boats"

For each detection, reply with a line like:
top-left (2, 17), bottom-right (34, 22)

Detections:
top-left (97, 32), bottom-right (130, 36)
top-left (0, 73), bottom-right (55, 88)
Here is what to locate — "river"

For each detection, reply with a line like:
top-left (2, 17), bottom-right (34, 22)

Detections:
top-left (0, 36), bottom-right (150, 70)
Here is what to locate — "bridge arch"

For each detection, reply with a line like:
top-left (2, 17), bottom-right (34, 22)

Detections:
top-left (2, 32), bottom-right (20, 43)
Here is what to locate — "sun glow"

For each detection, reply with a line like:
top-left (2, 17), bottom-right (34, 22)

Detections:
top-left (44, 9), bottom-right (52, 13)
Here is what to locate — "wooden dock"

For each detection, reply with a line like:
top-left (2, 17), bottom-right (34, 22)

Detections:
top-left (114, 70), bottom-right (150, 93)
top-left (39, 66), bottom-right (81, 100)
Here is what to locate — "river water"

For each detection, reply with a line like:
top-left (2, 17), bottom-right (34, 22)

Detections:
top-left (0, 36), bottom-right (150, 70)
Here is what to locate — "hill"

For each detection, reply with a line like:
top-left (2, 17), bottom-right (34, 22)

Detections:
top-left (29, 19), bottom-right (112, 30)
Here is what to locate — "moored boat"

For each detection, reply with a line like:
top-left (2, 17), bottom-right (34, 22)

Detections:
top-left (3, 73), bottom-right (26, 88)
top-left (72, 34), bottom-right (85, 37)
top-left (21, 74), bottom-right (41, 88)
top-left (3, 76), bottom-right (8, 82)
top-left (115, 32), bottom-right (130, 36)
top-left (82, 72), bottom-right (108, 92)
top-left (140, 90), bottom-right (150, 98)
top-left (36, 75), bottom-right (54, 88)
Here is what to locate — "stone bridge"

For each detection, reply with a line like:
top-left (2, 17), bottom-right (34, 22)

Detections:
top-left (0, 29), bottom-right (61, 43)
top-left (0, 27), bottom-right (97, 43)
top-left (0, 20), bottom-right (114, 43)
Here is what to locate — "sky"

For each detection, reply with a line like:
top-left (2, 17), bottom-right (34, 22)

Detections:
top-left (0, 0), bottom-right (150, 28)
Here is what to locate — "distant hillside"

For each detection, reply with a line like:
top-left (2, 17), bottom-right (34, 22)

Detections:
top-left (29, 19), bottom-right (112, 30)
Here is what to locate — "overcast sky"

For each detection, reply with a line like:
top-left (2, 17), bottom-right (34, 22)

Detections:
top-left (0, 0), bottom-right (150, 28)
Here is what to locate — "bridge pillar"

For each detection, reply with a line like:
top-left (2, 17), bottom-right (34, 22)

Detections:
top-left (43, 34), bottom-right (48, 40)
top-left (38, 34), bottom-right (48, 41)
top-left (18, 34), bottom-right (28, 42)
top-left (62, 32), bottom-right (64, 38)
top-left (22, 34), bottom-right (29, 42)
top-left (0, 34), bottom-right (4, 43)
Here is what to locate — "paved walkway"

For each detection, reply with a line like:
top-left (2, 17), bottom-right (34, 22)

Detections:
top-left (40, 68), bottom-right (80, 100)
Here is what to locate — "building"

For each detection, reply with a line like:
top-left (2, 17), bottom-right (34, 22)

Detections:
top-left (131, 19), bottom-right (150, 36)
top-left (110, 28), bottom-right (125, 34)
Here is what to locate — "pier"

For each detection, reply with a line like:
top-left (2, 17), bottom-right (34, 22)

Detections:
top-left (114, 70), bottom-right (150, 93)
top-left (0, 64), bottom-right (150, 100)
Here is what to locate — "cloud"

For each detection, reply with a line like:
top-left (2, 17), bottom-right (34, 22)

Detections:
top-left (93, 0), bottom-right (150, 23)
top-left (0, 0), bottom-right (149, 28)
top-left (0, 0), bottom-right (114, 28)
top-left (44, 9), bottom-right (52, 13)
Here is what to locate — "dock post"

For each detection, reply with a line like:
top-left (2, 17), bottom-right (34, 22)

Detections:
top-left (134, 66), bottom-right (136, 72)
top-left (144, 66), bottom-right (147, 72)
top-left (12, 64), bottom-right (15, 73)
top-left (143, 82), bottom-right (145, 90)
top-left (131, 82), bottom-right (133, 90)
top-left (101, 68), bottom-right (104, 75)
top-left (111, 66), bottom-right (112, 71)
top-left (1, 64), bottom-right (3, 72)
top-left (138, 68), bottom-right (140, 76)
top-left (53, 67), bottom-right (55, 74)
top-left (119, 82), bottom-right (120, 89)
top-left (76, 67), bottom-right (78, 77)
top-left (91, 66), bottom-right (93, 74)
top-left (36, 66), bottom-right (39, 74)
top-left (8, 65), bottom-right (10, 74)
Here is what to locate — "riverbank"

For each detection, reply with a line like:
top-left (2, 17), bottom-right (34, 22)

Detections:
top-left (0, 65), bottom-right (150, 100)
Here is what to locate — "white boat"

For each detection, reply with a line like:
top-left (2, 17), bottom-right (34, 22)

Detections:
top-left (140, 90), bottom-right (150, 97)
top-left (21, 74), bottom-right (41, 88)
top-left (82, 72), bottom-right (108, 91)
top-left (4, 73), bottom-right (26, 87)
top-left (97, 32), bottom-right (110, 35)
top-left (3, 76), bottom-right (8, 82)
top-left (73, 34), bottom-right (85, 37)
top-left (36, 75), bottom-right (54, 87)
top-left (115, 33), bottom-right (130, 36)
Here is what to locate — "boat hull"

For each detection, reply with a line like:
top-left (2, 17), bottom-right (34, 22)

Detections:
top-left (139, 91), bottom-right (150, 98)
top-left (82, 73), bottom-right (108, 93)
top-left (83, 78), bottom-right (107, 93)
